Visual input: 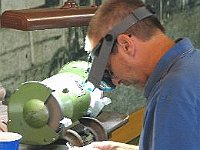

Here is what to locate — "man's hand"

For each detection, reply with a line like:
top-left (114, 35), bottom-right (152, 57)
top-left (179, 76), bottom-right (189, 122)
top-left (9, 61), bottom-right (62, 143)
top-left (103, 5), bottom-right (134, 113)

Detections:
top-left (71, 141), bottom-right (139, 150)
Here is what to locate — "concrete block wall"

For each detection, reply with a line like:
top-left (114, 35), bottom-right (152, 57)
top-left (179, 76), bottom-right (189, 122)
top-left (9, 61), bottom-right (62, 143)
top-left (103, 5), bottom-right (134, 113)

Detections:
top-left (1, 0), bottom-right (45, 12)
top-left (30, 29), bottom-right (65, 65)
top-left (0, 0), bottom-right (88, 98)
top-left (0, 29), bottom-right (30, 92)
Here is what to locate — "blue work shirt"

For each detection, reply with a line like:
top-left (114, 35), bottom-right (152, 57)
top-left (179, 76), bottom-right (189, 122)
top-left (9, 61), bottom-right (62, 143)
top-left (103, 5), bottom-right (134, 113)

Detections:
top-left (139, 38), bottom-right (200, 150)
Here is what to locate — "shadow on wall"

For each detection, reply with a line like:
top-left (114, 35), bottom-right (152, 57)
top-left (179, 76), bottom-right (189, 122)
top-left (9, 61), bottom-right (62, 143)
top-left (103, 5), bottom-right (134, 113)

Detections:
top-left (48, 46), bottom-right (87, 77)
top-left (34, 0), bottom-right (60, 8)
top-left (48, 26), bottom-right (88, 77)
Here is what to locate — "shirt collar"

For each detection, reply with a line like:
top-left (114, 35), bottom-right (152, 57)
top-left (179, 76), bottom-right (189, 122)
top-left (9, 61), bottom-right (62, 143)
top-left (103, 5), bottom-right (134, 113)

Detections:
top-left (144, 38), bottom-right (194, 99)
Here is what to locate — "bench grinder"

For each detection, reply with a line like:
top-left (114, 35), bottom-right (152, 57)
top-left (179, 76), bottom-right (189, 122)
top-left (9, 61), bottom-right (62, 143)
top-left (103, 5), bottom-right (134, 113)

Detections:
top-left (8, 61), bottom-right (111, 146)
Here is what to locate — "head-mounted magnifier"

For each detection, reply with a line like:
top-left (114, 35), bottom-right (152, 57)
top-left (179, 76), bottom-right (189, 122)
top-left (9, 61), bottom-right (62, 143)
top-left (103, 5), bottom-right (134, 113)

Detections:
top-left (87, 6), bottom-right (155, 92)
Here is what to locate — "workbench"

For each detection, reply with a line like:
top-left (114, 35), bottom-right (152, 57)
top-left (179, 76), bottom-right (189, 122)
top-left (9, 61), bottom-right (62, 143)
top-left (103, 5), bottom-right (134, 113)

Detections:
top-left (0, 101), bottom-right (144, 149)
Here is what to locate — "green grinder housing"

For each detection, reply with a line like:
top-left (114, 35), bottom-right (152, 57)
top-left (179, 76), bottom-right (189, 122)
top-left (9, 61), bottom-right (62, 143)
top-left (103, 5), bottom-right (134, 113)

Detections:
top-left (8, 61), bottom-right (91, 145)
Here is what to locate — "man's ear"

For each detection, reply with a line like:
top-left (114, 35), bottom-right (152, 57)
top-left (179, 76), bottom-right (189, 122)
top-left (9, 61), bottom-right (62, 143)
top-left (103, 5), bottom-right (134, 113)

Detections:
top-left (117, 34), bottom-right (135, 57)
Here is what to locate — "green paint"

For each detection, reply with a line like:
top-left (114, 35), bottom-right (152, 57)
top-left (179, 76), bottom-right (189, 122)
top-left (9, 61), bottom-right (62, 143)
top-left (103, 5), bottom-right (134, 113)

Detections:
top-left (8, 82), bottom-right (59, 145)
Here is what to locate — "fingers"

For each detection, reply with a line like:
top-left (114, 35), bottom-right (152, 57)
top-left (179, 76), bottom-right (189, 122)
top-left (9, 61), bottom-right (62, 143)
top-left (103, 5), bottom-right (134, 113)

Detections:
top-left (87, 141), bottom-right (113, 149)
top-left (70, 141), bottom-right (110, 150)
top-left (71, 141), bottom-right (138, 150)
top-left (71, 146), bottom-right (100, 150)
top-left (0, 121), bottom-right (7, 132)
top-left (86, 141), bottom-right (139, 150)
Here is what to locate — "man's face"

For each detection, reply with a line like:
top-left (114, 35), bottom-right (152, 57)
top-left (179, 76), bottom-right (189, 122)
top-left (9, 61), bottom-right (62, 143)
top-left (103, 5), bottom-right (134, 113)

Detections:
top-left (85, 35), bottom-right (146, 89)
top-left (108, 47), bottom-right (146, 88)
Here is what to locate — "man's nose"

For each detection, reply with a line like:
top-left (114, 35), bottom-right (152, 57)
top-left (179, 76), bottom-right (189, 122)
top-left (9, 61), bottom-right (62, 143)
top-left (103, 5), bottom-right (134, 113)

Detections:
top-left (112, 77), bottom-right (122, 86)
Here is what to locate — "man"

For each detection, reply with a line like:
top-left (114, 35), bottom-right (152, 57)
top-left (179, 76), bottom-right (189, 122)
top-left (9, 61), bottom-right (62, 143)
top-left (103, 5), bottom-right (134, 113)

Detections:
top-left (74, 0), bottom-right (200, 149)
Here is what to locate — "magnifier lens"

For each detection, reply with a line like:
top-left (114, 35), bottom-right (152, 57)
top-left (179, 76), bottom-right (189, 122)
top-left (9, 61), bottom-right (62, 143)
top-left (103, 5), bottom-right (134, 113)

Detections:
top-left (88, 41), bottom-right (116, 91)
top-left (99, 70), bottom-right (116, 91)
